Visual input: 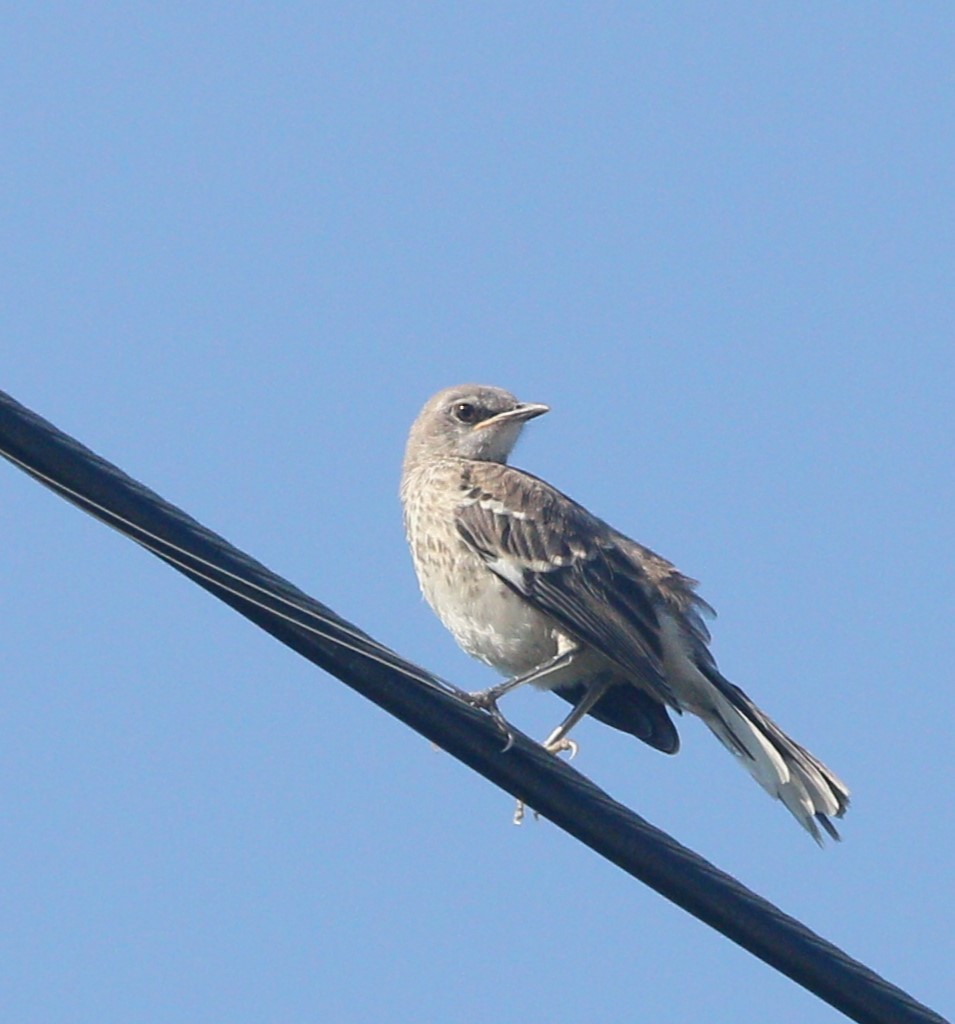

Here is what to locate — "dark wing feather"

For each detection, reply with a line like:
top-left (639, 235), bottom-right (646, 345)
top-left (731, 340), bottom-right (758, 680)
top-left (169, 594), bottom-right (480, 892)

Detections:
top-left (455, 463), bottom-right (677, 708)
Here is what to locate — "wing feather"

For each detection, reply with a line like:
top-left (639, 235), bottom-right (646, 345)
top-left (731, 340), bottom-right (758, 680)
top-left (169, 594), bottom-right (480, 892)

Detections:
top-left (455, 464), bottom-right (677, 707)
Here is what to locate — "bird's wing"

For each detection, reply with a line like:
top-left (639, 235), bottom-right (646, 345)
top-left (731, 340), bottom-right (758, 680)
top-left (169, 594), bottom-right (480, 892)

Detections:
top-left (455, 463), bottom-right (677, 707)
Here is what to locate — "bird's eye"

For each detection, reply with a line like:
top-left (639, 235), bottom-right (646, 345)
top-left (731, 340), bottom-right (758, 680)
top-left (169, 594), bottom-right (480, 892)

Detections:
top-left (453, 402), bottom-right (478, 423)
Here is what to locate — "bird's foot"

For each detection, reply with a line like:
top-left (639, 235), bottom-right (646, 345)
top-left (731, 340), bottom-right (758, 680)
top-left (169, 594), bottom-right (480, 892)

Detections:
top-left (512, 736), bottom-right (578, 826)
top-left (465, 688), bottom-right (517, 752)
top-left (543, 736), bottom-right (579, 759)
top-left (512, 799), bottom-right (541, 826)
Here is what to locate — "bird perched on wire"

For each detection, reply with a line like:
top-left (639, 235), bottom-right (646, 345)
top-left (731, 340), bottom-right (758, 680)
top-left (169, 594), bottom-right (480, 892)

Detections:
top-left (400, 384), bottom-right (849, 842)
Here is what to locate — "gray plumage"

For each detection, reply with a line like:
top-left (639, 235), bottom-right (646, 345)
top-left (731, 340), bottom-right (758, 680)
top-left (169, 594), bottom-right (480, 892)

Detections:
top-left (401, 384), bottom-right (849, 841)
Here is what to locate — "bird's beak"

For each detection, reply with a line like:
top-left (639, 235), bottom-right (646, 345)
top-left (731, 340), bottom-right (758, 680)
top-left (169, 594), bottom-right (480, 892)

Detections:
top-left (473, 402), bottom-right (550, 430)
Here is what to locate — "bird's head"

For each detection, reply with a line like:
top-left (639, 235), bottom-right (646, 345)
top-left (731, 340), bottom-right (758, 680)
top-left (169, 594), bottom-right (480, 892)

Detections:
top-left (404, 384), bottom-right (549, 465)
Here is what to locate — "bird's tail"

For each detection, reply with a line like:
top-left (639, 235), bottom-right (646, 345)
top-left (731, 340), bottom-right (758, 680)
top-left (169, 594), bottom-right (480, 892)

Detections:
top-left (698, 668), bottom-right (850, 843)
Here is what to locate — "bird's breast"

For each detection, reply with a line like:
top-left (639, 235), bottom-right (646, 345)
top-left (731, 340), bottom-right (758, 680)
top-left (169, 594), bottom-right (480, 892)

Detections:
top-left (403, 481), bottom-right (560, 677)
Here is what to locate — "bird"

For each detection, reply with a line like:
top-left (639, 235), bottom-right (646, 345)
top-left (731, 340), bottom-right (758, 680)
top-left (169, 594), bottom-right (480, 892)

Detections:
top-left (400, 383), bottom-right (849, 842)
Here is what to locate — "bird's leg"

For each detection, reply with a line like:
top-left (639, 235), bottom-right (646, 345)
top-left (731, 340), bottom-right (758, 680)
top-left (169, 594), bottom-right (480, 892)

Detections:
top-left (541, 676), bottom-right (613, 754)
top-left (467, 649), bottom-right (578, 708)
top-left (512, 676), bottom-right (613, 825)
top-left (466, 649), bottom-right (579, 751)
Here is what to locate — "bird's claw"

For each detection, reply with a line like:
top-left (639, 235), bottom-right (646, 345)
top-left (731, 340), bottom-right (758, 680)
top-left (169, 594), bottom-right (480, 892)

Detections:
top-left (513, 799), bottom-right (541, 825)
top-left (465, 689), bottom-right (517, 752)
top-left (512, 738), bottom-right (578, 827)
top-left (544, 736), bottom-right (579, 759)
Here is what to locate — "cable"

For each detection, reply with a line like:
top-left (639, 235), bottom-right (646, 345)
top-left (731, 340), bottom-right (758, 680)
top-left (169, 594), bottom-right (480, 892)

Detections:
top-left (0, 387), bottom-right (948, 1024)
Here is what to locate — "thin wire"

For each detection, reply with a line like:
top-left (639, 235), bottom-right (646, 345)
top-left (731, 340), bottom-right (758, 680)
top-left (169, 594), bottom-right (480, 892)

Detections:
top-left (0, 445), bottom-right (463, 698)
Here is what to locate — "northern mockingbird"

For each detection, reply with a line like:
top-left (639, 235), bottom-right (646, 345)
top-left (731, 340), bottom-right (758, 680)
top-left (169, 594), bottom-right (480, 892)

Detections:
top-left (401, 384), bottom-right (849, 841)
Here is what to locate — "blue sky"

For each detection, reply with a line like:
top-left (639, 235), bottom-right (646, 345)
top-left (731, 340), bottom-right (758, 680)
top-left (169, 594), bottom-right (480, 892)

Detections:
top-left (2, 6), bottom-right (953, 1022)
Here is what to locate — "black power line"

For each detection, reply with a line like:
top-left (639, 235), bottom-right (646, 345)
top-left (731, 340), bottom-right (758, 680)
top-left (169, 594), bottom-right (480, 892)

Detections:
top-left (0, 388), bottom-right (947, 1024)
